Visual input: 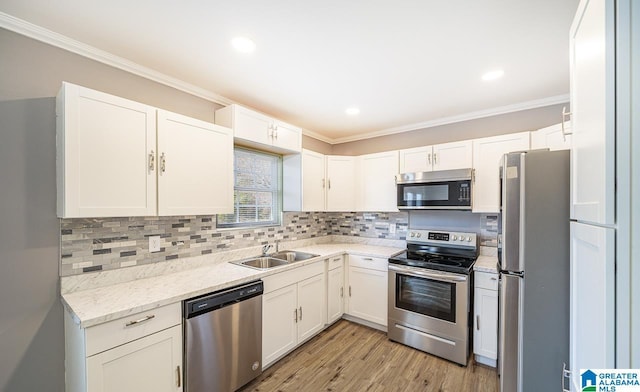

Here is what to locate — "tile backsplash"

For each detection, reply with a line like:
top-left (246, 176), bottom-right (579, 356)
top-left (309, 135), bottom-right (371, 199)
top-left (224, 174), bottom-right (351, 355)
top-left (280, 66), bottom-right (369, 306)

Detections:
top-left (60, 211), bottom-right (409, 276)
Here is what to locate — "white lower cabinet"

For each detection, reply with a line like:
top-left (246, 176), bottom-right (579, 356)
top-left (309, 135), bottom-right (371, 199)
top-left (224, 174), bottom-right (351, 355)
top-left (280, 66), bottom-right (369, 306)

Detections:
top-left (65, 303), bottom-right (183, 392)
top-left (261, 262), bottom-right (325, 369)
top-left (346, 255), bottom-right (388, 327)
top-left (473, 271), bottom-right (498, 367)
top-left (326, 256), bottom-right (345, 324)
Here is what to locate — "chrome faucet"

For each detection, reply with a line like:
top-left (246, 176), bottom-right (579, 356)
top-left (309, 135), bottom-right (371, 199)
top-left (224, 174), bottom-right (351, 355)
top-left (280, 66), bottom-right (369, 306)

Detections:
top-left (262, 244), bottom-right (273, 256)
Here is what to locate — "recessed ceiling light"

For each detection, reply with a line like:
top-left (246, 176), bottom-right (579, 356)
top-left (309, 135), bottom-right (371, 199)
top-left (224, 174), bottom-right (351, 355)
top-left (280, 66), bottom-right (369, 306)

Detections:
top-left (231, 36), bottom-right (256, 53)
top-left (345, 107), bottom-right (360, 116)
top-left (482, 69), bottom-right (504, 81)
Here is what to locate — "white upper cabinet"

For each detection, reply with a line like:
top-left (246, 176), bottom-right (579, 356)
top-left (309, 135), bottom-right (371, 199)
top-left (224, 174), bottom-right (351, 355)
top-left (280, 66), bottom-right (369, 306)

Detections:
top-left (156, 110), bottom-right (233, 216)
top-left (300, 149), bottom-right (326, 211)
top-left (569, 0), bottom-right (615, 225)
top-left (57, 82), bottom-right (157, 218)
top-left (56, 82), bottom-right (234, 218)
top-left (215, 104), bottom-right (302, 154)
top-left (530, 122), bottom-right (572, 151)
top-left (471, 132), bottom-right (530, 213)
top-left (326, 155), bottom-right (356, 211)
top-left (398, 141), bottom-right (472, 173)
top-left (357, 151), bottom-right (399, 212)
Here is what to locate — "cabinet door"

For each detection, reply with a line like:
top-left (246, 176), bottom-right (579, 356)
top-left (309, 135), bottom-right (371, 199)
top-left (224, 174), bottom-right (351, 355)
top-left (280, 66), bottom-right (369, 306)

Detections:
top-left (302, 149), bottom-right (326, 211)
top-left (57, 83), bottom-right (157, 217)
top-left (472, 132), bottom-right (530, 213)
top-left (157, 110), bottom-right (234, 216)
top-left (473, 287), bottom-right (498, 360)
top-left (326, 156), bottom-right (357, 211)
top-left (530, 123), bottom-right (572, 151)
top-left (234, 106), bottom-right (272, 145)
top-left (570, 0), bottom-right (615, 225)
top-left (347, 266), bottom-right (388, 326)
top-left (327, 264), bottom-right (344, 324)
top-left (297, 274), bottom-right (325, 342)
top-left (86, 325), bottom-right (182, 392)
top-left (399, 146), bottom-right (432, 173)
top-left (570, 222), bottom-right (615, 390)
top-left (357, 151), bottom-right (399, 212)
top-left (433, 140), bottom-right (472, 171)
top-left (272, 121), bottom-right (302, 153)
top-left (262, 284), bottom-right (298, 368)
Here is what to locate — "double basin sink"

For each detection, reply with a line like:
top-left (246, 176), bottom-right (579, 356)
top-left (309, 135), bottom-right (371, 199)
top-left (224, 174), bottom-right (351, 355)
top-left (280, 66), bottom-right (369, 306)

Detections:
top-left (231, 250), bottom-right (320, 270)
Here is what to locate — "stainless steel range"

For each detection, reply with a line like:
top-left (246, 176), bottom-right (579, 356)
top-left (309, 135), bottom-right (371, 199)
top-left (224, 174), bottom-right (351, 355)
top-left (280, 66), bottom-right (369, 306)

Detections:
top-left (388, 229), bottom-right (478, 366)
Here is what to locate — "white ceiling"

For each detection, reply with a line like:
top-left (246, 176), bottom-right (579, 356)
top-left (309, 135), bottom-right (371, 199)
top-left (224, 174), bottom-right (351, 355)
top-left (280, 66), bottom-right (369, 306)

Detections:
top-left (0, 0), bottom-right (579, 143)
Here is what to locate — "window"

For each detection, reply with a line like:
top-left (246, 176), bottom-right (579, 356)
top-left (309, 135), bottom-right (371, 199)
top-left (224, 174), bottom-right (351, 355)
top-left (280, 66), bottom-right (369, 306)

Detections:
top-left (217, 147), bottom-right (282, 228)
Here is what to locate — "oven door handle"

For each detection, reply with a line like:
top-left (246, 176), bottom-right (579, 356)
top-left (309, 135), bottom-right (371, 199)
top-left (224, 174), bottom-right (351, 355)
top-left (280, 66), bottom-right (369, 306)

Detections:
top-left (389, 264), bottom-right (468, 283)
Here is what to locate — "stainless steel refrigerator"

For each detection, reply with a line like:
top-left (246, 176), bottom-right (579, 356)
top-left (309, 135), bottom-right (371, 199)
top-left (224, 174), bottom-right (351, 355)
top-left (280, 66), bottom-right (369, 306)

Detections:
top-left (498, 149), bottom-right (570, 392)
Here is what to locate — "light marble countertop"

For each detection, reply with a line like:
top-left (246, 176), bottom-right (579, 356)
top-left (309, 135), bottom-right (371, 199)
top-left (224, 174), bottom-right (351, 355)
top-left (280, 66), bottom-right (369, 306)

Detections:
top-left (474, 255), bottom-right (499, 273)
top-left (62, 243), bottom-right (403, 328)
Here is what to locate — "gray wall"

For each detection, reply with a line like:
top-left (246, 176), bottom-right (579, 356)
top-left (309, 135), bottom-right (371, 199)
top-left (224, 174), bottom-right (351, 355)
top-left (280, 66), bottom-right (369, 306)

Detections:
top-left (0, 98), bottom-right (63, 391)
top-left (331, 103), bottom-right (566, 155)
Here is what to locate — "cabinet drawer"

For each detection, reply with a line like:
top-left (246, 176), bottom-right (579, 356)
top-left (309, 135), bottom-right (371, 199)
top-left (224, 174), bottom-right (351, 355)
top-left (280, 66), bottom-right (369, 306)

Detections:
top-left (348, 254), bottom-right (388, 272)
top-left (327, 255), bottom-right (344, 270)
top-left (85, 302), bottom-right (181, 357)
top-left (262, 261), bottom-right (324, 294)
top-left (475, 272), bottom-right (499, 291)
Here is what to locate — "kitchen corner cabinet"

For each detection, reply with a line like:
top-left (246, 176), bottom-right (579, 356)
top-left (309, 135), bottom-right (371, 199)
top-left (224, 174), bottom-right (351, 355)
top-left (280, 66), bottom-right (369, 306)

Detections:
top-left (326, 255), bottom-right (345, 324)
top-left (56, 83), bottom-right (234, 218)
top-left (65, 303), bottom-right (183, 392)
top-left (471, 132), bottom-right (530, 213)
top-left (215, 104), bottom-right (302, 154)
top-left (261, 262), bottom-right (325, 368)
top-left (399, 141), bottom-right (472, 173)
top-left (530, 123), bottom-right (572, 151)
top-left (357, 151), bottom-right (399, 212)
top-left (346, 255), bottom-right (388, 327)
top-left (473, 271), bottom-right (498, 367)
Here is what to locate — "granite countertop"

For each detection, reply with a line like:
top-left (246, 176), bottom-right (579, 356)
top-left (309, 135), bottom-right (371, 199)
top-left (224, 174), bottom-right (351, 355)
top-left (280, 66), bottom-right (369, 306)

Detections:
top-left (62, 243), bottom-right (403, 328)
top-left (474, 255), bottom-right (499, 273)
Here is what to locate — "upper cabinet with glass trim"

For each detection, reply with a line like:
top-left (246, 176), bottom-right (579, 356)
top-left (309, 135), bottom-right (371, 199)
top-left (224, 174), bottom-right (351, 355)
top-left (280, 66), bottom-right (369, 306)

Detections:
top-left (215, 104), bottom-right (302, 154)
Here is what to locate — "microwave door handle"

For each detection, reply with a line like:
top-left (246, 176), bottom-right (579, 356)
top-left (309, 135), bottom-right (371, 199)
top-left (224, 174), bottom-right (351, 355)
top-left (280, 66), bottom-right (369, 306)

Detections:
top-left (389, 264), bottom-right (467, 283)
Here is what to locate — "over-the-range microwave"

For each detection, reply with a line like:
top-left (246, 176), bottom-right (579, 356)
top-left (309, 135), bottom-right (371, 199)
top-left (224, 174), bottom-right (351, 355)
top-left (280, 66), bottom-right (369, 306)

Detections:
top-left (395, 168), bottom-right (474, 210)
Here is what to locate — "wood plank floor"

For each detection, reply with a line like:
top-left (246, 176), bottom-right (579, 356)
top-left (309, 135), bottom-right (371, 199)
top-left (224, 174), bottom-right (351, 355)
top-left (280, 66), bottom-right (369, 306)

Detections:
top-left (239, 320), bottom-right (498, 392)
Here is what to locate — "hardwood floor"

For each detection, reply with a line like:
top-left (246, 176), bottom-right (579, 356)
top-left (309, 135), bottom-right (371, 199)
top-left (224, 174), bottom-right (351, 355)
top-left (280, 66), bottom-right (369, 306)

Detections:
top-left (240, 320), bottom-right (498, 392)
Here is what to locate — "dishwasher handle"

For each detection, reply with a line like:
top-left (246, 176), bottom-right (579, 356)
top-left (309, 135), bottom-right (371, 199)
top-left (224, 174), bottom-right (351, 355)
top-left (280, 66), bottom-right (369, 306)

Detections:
top-left (184, 280), bottom-right (263, 318)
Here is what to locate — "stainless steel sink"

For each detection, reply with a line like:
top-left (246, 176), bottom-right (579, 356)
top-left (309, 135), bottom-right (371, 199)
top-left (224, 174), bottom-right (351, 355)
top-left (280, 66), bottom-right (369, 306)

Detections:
top-left (270, 250), bottom-right (320, 262)
top-left (232, 257), bottom-right (289, 270)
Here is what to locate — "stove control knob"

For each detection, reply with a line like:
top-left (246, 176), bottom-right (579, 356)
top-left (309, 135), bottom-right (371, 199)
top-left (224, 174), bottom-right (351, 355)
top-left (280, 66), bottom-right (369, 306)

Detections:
top-left (452, 235), bottom-right (458, 241)
top-left (466, 236), bottom-right (472, 242)
top-left (410, 232), bottom-right (415, 238)
top-left (416, 232), bottom-right (421, 238)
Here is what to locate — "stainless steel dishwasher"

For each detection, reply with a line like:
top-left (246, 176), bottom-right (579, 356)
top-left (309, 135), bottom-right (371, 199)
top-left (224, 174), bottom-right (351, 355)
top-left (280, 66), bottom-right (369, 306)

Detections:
top-left (183, 280), bottom-right (263, 392)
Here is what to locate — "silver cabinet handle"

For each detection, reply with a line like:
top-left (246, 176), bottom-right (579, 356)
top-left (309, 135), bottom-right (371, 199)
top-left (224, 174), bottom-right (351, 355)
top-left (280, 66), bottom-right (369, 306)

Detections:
top-left (160, 152), bottom-right (166, 172)
top-left (363, 257), bottom-right (373, 261)
top-left (148, 150), bottom-right (155, 171)
top-left (299, 306), bottom-right (302, 321)
top-left (328, 178), bottom-right (331, 189)
top-left (491, 277), bottom-right (497, 281)
top-left (274, 125), bottom-right (278, 139)
top-left (340, 287), bottom-right (343, 297)
top-left (294, 308), bottom-right (298, 323)
top-left (125, 314), bottom-right (155, 327)
top-left (561, 106), bottom-right (573, 141)
top-left (322, 178), bottom-right (325, 189)
top-left (427, 153), bottom-right (432, 165)
top-left (176, 365), bottom-right (181, 387)
top-left (349, 286), bottom-right (352, 297)
top-left (562, 362), bottom-right (571, 392)
top-left (433, 153), bottom-right (438, 165)
top-left (476, 315), bottom-right (480, 330)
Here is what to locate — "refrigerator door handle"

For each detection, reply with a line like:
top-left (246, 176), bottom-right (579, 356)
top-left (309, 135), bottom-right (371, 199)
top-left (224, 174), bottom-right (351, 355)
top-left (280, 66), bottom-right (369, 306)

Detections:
top-left (499, 273), bottom-right (521, 392)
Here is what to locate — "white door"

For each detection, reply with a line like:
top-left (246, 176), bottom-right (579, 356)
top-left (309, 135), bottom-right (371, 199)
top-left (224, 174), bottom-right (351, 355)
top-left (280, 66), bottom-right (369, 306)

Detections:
top-left (301, 149), bottom-right (326, 211)
top-left (570, 222), bottom-right (615, 390)
top-left (233, 106), bottom-right (272, 145)
top-left (357, 151), bottom-right (399, 212)
top-left (347, 266), bottom-right (388, 326)
top-left (262, 285), bottom-right (298, 368)
top-left (570, 0), bottom-right (615, 225)
top-left (297, 274), bottom-right (325, 342)
top-left (398, 146), bottom-right (432, 173)
top-left (86, 325), bottom-right (182, 392)
top-left (433, 140), bottom-right (473, 171)
top-left (472, 132), bottom-right (530, 213)
top-left (156, 110), bottom-right (234, 216)
top-left (473, 287), bottom-right (498, 360)
top-left (530, 123), bottom-right (572, 151)
top-left (58, 82), bottom-right (157, 217)
top-left (327, 265), bottom-right (344, 324)
top-left (326, 156), bottom-right (357, 211)
top-left (271, 121), bottom-right (302, 153)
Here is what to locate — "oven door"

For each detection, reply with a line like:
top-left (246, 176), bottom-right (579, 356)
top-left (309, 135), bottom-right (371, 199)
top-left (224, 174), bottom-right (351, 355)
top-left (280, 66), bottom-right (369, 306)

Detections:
top-left (388, 264), bottom-right (469, 339)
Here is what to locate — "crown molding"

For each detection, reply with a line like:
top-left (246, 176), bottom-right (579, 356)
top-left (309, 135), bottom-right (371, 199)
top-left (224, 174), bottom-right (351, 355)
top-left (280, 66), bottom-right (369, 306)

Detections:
top-left (301, 128), bottom-right (334, 144)
top-left (328, 94), bottom-right (570, 144)
top-left (0, 12), bottom-right (234, 106)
